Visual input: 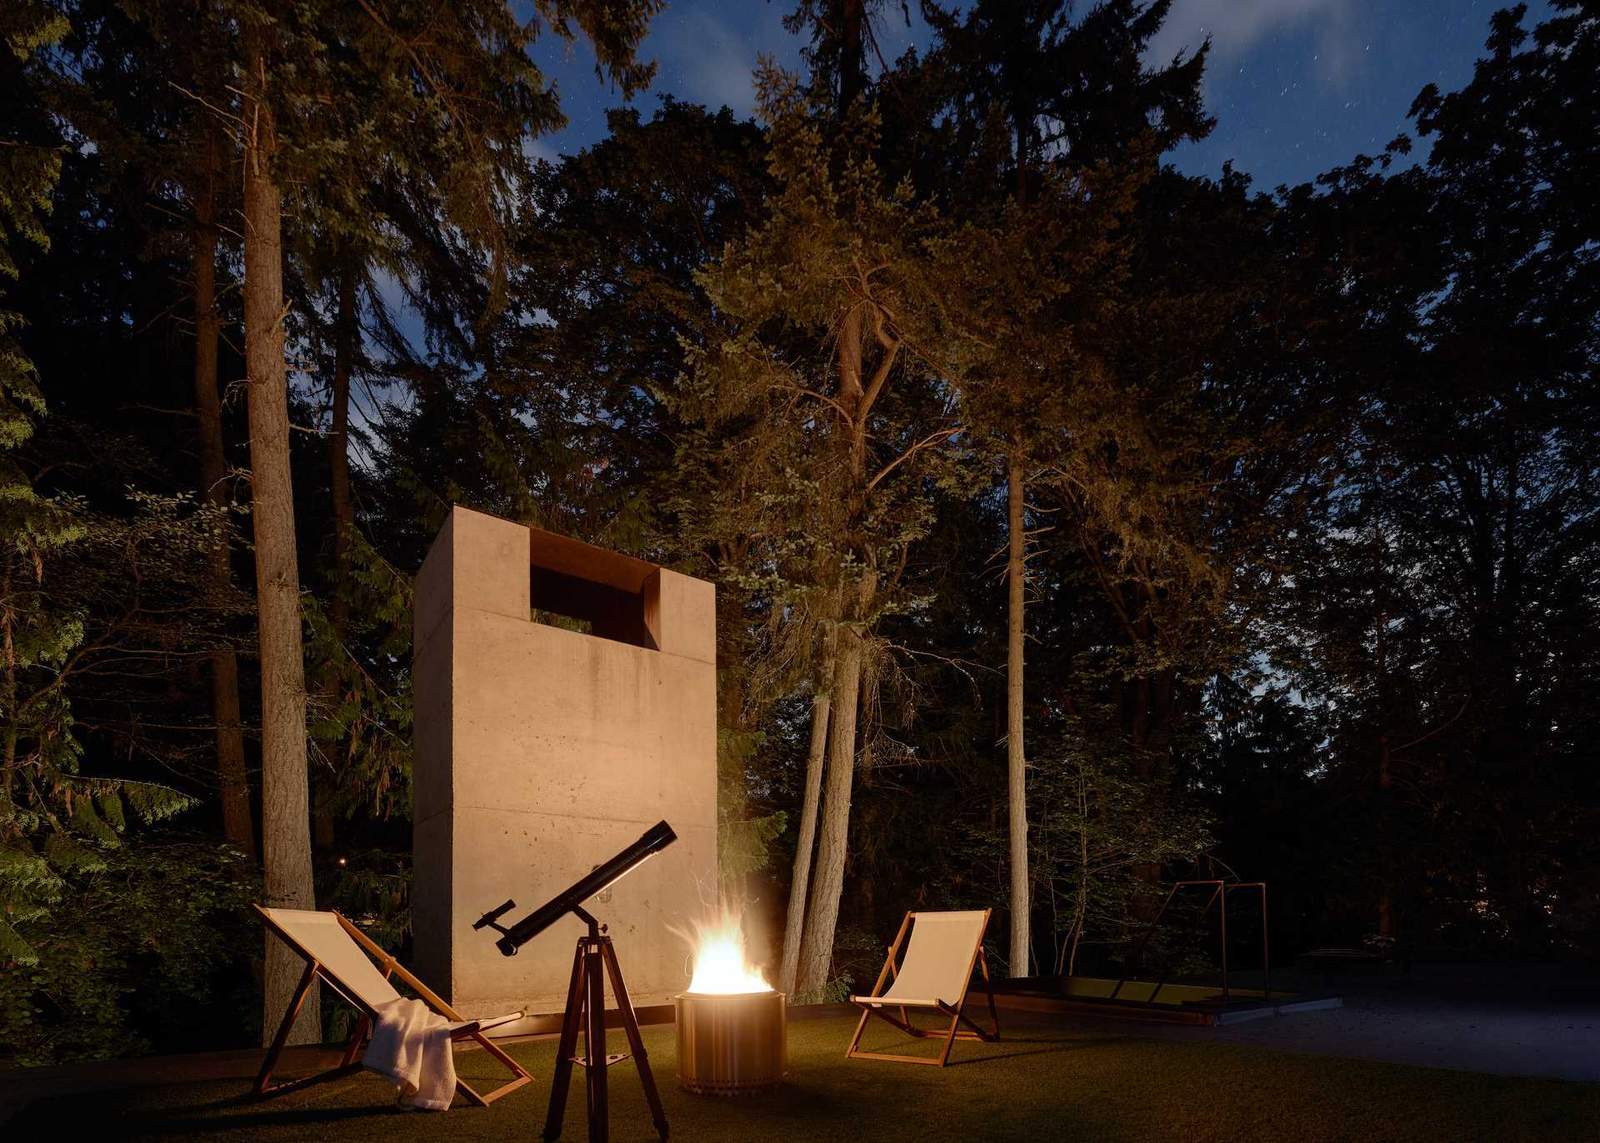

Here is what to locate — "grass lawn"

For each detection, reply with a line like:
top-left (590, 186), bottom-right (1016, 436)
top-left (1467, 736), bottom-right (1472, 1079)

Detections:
top-left (11, 1013), bottom-right (1599, 1141)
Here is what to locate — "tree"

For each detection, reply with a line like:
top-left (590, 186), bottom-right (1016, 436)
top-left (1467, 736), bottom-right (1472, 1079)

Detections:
top-left (225, 0), bottom-right (664, 1045)
top-left (190, 118), bottom-right (255, 859)
top-left (117, 0), bottom-right (263, 861)
top-left (0, 0), bottom-right (77, 970)
top-left (1275, 1), bottom-right (1600, 953)
top-left (35, 0), bottom-right (262, 859)
top-left (918, 0), bottom-right (1211, 972)
top-left (694, 60), bottom-right (982, 997)
top-left (1392, 0), bottom-right (1599, 950)
top-left (369, 97), bottom-right (782, 884)
top-left (1034, 725), bottom-right (1212, 976)
top-left (0, 7), bottom-right (253, 1065)
top-left (236, 9), bottom-right (318, 1044)
top-left (5, 0), bottom-right (1599, 1066)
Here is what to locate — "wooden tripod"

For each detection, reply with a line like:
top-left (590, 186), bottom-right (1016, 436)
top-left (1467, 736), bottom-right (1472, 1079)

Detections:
top-left (544, 907), bottom-right (668, 1142)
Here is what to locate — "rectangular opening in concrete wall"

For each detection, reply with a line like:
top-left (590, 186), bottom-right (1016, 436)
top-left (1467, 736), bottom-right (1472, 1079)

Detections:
top-left (529, 526), bottom-right (659, 650)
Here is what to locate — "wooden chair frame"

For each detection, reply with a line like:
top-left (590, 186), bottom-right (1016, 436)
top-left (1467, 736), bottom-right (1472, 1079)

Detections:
top-left (846, 908), bottom-right (1001, 1067)
top-left (252, 904), bottom-right (532, 1106)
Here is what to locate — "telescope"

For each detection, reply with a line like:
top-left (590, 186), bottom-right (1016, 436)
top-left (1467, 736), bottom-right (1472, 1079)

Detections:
top-left (473, 819), bottom-right (677, 956)
top-left (474, 819), bottom-right (678, 1142)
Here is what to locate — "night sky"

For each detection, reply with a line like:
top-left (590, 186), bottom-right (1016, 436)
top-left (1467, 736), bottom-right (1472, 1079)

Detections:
top-left (368, 2), bottom-right (1553, 408)
top-left (528, 0), bottom-right (1554, 190)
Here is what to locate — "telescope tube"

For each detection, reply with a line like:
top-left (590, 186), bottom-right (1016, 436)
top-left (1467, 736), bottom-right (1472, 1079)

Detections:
top-left (495, 819), bottom-right (677, 956)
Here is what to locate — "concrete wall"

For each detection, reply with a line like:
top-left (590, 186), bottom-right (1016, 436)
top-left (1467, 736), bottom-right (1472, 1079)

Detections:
top-left (413, 506), bottom-right (717, 1022)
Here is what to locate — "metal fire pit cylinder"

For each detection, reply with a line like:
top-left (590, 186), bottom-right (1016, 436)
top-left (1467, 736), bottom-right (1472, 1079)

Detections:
top-left (674, 991), bottom-right (787, 1095)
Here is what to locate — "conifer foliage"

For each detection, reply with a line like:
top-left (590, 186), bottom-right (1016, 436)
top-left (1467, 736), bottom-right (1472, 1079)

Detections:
top-left (1, 0), bottom-right (1597, 1064)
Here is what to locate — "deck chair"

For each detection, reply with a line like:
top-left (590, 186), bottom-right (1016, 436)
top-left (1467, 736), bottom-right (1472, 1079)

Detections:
top-left (846, 909), bottom-right (1000, 1067)
top-left (253, 905), bottom-right (532, 1105)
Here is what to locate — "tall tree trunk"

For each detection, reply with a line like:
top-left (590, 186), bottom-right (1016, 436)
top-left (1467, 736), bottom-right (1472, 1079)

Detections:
top-left (243, 40), bottom-right (320, 1047)
top-left (193, 125), bottom-right (256, 860)
top-left (1, 562), bottom-right (15, 810)
top-left (793, 296), bottom-right (873, 998)
top-left (1377, 731), bottom-right (1393, 940)
top-left (327, 258), bottom-right (356, 640)
top-left (778, 684), bottom-right (832, 996)
top-left (837, 0), bottom-right (865, 115)
top-left (1006, 448), bottom-right (1030, 975)
top-left (314, 257), bottom-right (358, 852)
top-left (1068, 768), bottom-right (1089, 976)
top-left (1373, 529), bottom-right (1393, 942)
top-left (795, 577), bottom-right (871, 998)
top-left (1004, 112), bottom-right (1036, 976)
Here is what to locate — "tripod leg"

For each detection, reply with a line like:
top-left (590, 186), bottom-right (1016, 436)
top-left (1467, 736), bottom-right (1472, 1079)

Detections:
top-left (602, 939), bottom-right (669, 1140)
top-left (545, 939), bottom-right (587, 1141)
top-left (585, 941), bottom-right (609, 1143)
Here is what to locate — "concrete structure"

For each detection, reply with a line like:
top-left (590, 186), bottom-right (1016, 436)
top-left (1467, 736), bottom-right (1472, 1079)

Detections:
top-left (412, 506), bottom-right (717, 1024)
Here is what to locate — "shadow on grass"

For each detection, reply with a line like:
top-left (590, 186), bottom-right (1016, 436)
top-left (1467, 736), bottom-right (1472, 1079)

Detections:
top-left (114, 1106), bottom-right (418, 1138)
top-left (700, 1083), bottom-right (849, 1123)
top-left (9, 1075), bottom-right (424, 1139)
top-left (944, 1037), bottom-right (1131, 1067)
top-left (850, 1029), bottom-right (1143, 1068)
top-left (171, 1082), bottom-right (386, 1115)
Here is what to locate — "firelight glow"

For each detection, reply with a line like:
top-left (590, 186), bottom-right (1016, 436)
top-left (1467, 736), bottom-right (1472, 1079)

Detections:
top-left (685, 911), bottom-right (773, 995)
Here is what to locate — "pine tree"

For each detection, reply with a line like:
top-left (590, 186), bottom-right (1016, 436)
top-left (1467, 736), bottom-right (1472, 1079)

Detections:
top-left (0, 7), bottom-right (213, 1044)
top-left (48, 0), bottom-right (260, 859)
top-left (922, 0), bottom-right (1212, 976)
top-left (0, 0), bottom-right (78, 969)
top-left (694, 62), bottom-right (981, 997)
top-left (221, 0), bottom-right (664, 1045)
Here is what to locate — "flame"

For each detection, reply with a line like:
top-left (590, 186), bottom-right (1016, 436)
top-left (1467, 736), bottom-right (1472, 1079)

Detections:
top-left (683, 909), bottom-right (773, 995)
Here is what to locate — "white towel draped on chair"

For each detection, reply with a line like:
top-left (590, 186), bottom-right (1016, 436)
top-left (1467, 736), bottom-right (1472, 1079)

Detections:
top-left (251, 905), bottom-right (531, 1108)
top-left (364, 997), bottom-right (459, 1111)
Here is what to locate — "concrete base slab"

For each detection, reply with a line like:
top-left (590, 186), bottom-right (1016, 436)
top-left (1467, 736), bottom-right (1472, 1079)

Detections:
top-left (1214, 996), bottom-right (1346, 1024)
top-left (1165, 994), bottom-right (1600, 1082)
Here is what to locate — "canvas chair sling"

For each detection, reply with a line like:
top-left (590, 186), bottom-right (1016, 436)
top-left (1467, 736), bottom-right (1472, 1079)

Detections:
top-left (846, 909), bottom-right (1000, 1066)
top-left (253, 905), bottom-right (531, 1105)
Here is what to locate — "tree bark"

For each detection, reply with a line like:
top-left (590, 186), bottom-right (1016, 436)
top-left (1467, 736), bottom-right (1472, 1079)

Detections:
top-left (1069, 768), bottom-right (1089, 976)
top-left (243, 39), bottom-right (320, 1047)
top-left (794, 583), bottom-right (869, 998)
top-left (314, 257), bottom-right (358, 853)
top-left (2, 562), bottom-right (15, 809)
top-left (838, 0), bottom-right (865, 116)
top-left (778, 683), bottom-right (831, 996)
top-left (192, 123), bottom-right (255, 861)
top-left (1373, 527), bottom-right (1393, 942)
top-left (792, 293), bottom-right (876, 998)
top-left (1006, 449), bottom-right (1030, 975)
top-left (1377, 731), bottom-right (1393, 940)
top-left (327, 257), bottom-right (357, 640)
top-left (1005, 110), bottom-right (1035, 976)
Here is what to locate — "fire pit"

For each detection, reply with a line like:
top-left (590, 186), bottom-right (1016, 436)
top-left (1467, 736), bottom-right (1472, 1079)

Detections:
top-left (675, 913), bottom-right (786, 1095)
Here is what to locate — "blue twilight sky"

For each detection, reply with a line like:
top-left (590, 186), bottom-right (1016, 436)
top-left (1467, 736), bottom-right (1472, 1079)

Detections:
top-left (356, 2), bottom-right (1552, 452)
top-left (527, 0), bottom-right (1553, 191)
